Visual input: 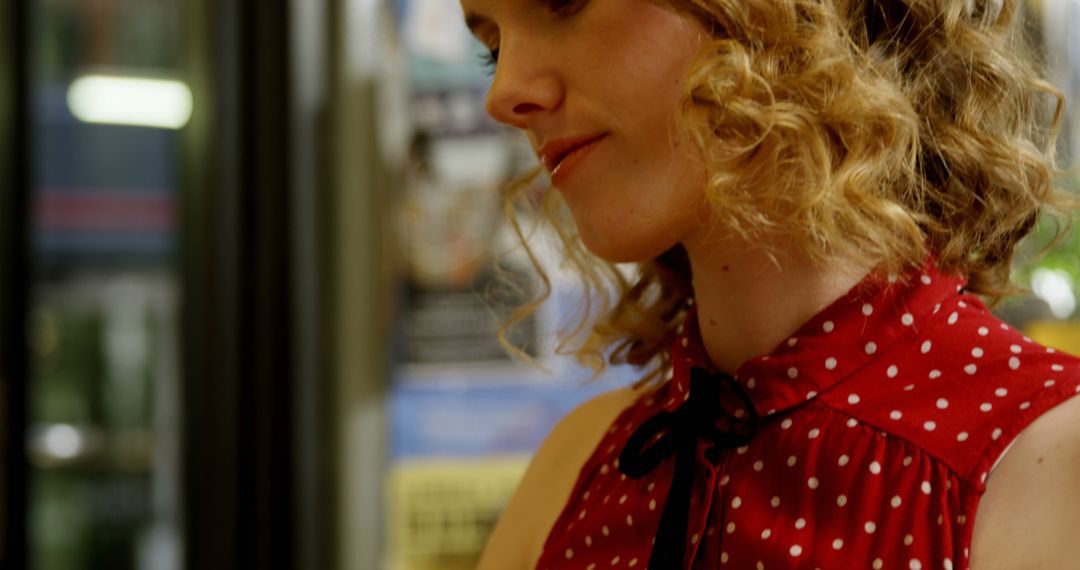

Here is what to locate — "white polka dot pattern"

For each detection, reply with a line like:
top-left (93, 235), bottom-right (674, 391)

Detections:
top-left (534, 263), bottom-right (1080, 570)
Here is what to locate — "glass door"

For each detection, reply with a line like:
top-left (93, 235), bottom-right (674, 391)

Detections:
top-left (23, 0), bottom-right (185, 568)
top-left (5, 0), bottom-right (335, 568)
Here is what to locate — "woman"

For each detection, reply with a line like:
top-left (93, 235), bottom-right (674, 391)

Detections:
top-left (461, 0), bottom-right (1080, 566)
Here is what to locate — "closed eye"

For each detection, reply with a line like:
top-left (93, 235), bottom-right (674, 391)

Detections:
top-left (546, 0), bottom-right (586, 16)
top-left (464, 12), bottom-right (500, 73)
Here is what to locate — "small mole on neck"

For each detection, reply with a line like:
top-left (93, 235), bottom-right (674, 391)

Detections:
top-left (722, 265), bottom-right (730, 272)
top-left (709, 319), bottom-right (717, 326)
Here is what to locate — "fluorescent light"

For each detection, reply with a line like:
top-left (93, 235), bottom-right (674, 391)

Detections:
top-left (67, 74), bottom-right (193, 129)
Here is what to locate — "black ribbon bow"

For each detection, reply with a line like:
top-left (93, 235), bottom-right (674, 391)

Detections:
top-left (618, 368), bottom-right (759, 570)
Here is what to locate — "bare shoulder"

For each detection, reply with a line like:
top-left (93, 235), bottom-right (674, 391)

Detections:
top-left (971, 392), bottom-right (1080, 570)
top-left (476, 384), bottom-right (646, 570)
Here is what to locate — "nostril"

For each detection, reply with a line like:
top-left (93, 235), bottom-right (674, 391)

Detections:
top-left (513, 102), bottom-right (544, 115)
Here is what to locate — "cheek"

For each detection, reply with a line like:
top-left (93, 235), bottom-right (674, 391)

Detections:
top-left (604, 60), bottom-right (703, 195)
top-left (560, 12), bottom-right (709, 261)
top-left (585, 10), bottom-right (702, 116)
top-left (565, 160), bottom-right (707, 264)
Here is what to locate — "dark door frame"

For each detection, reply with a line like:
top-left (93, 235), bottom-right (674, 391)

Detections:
top-left (0, 0), bottom-right (30, 565)
top-left (180, 0), bottom-right (331, 567)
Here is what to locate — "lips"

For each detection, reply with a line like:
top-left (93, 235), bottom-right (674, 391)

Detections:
top-left (537, 133), bottom-right (608, 179)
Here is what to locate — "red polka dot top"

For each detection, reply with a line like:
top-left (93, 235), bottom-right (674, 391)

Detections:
top-left (535, 263), bottom-right (1080, 570)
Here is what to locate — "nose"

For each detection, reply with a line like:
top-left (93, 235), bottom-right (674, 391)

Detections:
top-left (484, 41), bottom-right (564, 129)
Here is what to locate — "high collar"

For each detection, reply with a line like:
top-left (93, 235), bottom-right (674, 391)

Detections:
top-left (667, 261), bottom-right (967, 419)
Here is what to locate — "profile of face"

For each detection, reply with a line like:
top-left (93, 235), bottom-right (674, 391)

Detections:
top-left (461, 0), bottom-right (712, 263)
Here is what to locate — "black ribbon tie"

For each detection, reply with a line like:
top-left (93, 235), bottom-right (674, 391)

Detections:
top-left (617, 367), bottom-right (759, 570)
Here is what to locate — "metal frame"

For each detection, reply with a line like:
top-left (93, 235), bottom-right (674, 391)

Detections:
top-left (180, 0), bottom-right (331, 566)
top-left (326, 0), bottom-right (397, 567)
top-left (289, 0), bottom-right (333, 566)
top-left (0, 0), bottom-right (29, 565)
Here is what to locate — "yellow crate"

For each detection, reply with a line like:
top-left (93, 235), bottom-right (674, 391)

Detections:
top-left (387, 455), bottom-right (531, 570)
top-left (1024, 320), bottom-right (1080, 356)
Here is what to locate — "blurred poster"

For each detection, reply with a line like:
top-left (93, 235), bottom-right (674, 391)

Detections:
top-left (385, 2), bottom-right (616, 569)
top-left (396, 82), bottom-right (542, 364)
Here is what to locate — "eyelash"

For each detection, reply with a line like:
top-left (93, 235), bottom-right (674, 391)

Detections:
top-left (479, 48), bottom-right (500, 75)
top-left (477, 0), bottom-right (583, 74)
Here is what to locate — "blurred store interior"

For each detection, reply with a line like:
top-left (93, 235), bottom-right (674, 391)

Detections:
top-left (3, 0), bottom-right (1080, 569)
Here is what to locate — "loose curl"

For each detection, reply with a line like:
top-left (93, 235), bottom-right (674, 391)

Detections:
top-left (498, 0), bottom-right (1071, 387)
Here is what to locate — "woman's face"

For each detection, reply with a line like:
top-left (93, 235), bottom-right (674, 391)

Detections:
top-left (462, 0), bottom-right (711, 263)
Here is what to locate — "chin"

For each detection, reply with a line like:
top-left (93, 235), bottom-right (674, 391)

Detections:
top-left (578, 226), bottom-right (679, 265)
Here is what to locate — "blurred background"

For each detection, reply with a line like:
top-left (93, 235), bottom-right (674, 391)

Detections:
top-left (2, 0), bottom-right (1080, 569)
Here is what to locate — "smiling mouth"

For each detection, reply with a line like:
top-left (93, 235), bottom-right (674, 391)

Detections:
top-left (540, 134), bottom-right (608, 182)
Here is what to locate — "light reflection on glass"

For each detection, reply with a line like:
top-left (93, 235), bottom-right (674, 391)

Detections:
top-left (41, 423), bottom-right (83, 459)
top-left (67, 75), bottom-right (192, 129)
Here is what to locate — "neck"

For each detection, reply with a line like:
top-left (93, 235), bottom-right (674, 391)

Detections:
top-left (682, 232), bottom-right (872, 373)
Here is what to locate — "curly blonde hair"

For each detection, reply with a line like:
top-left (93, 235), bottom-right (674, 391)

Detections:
top-left (499, 0), bottom-right (1071, 387)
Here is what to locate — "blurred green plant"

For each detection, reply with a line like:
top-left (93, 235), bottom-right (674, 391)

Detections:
top-left (995, 175), bottom-right (1080, 325)
top-left (1012, 177), bottom-right (1080, 291)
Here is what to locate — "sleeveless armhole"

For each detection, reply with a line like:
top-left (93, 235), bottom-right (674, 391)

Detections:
top-left (958, 367), bottom-right (1080, 561)
top-left (971, 373), bottom-right (1080, 486)
top-left (529, 385), bottom-right (651, 567)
